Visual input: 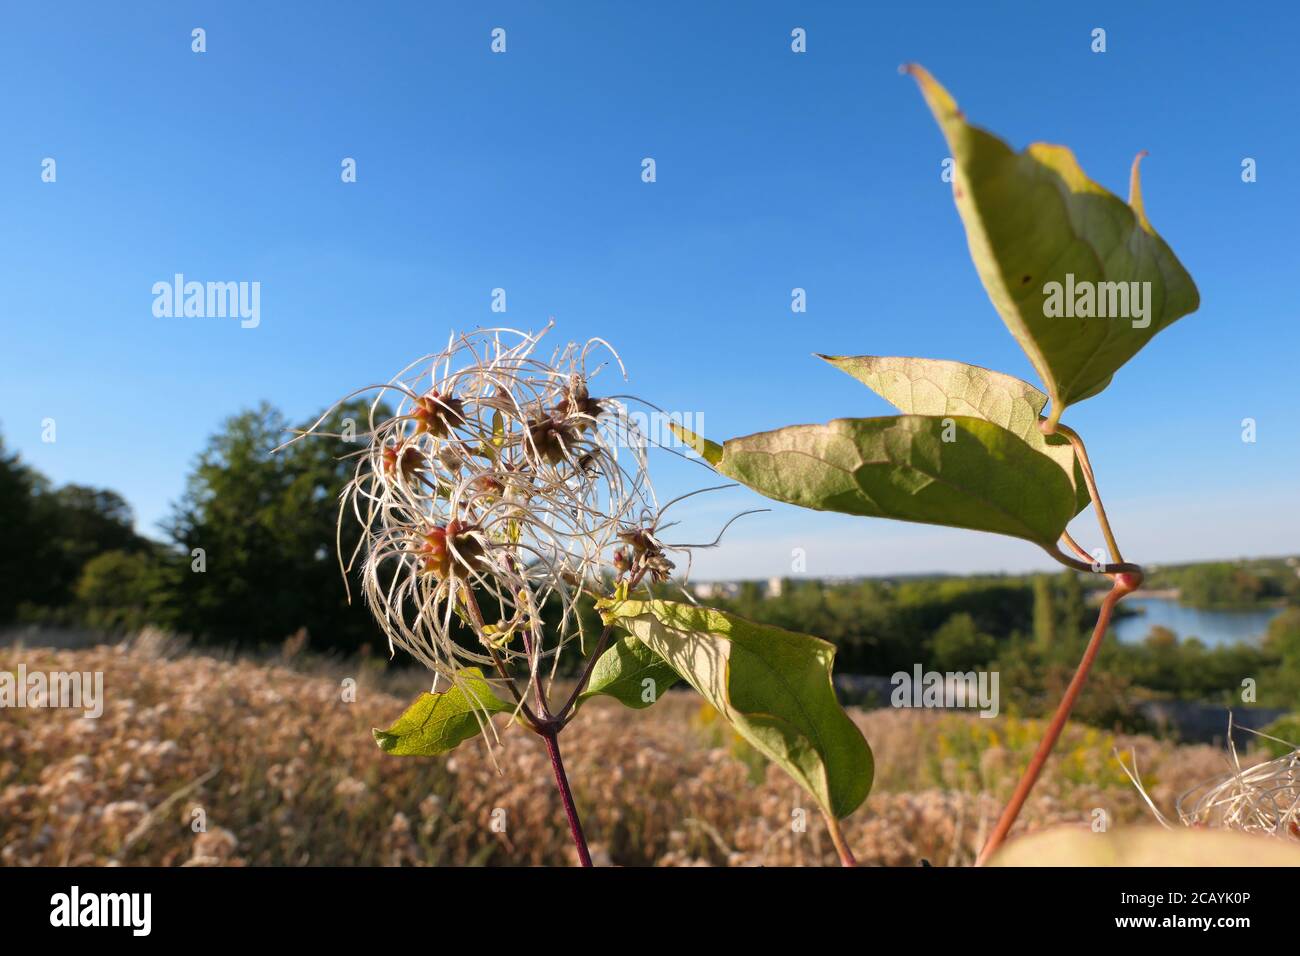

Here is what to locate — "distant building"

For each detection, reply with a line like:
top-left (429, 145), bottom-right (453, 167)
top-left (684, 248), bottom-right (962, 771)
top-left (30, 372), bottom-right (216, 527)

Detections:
top-left (693, 581), bottom-right (740, 601)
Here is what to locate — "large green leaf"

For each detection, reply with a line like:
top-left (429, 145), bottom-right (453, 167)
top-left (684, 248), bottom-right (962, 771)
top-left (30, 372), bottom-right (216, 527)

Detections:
top-left (577, 635), bottom-right (680, 710)
top-left (710, 414), bottom-right (1077, 549)
top-left (598, 599), bottom-right (872, 819)
top-left (373, 668), bottom-right (512, 756)
top-left (906, 65), bottom-right (1199, 423)
top-left (820, 355), bottom-right (1090, 514)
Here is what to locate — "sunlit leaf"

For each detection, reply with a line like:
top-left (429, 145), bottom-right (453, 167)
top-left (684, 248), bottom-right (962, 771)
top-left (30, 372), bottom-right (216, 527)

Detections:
top-left (372, 668), bottom-right (512, 756)
top-left (820, 355), bottom-right (1091, 514)
top-left (906, 65), bottom-right (1199, 422)
top-left (714, 414), bottom-right (1077, 549)
top-left (577, 635), bottom-right (680, 710)
top-left (668, 421), bottom-right (722, 465)
top-left (598, 598), bottom-right (872, 819)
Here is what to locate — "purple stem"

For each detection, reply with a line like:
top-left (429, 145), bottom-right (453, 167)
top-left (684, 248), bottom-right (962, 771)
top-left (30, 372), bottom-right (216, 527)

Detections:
top-left (541, 729), bottom-right (592, 867)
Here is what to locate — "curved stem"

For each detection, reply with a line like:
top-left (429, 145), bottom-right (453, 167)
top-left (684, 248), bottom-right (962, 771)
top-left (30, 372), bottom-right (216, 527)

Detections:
top-left (823, 811), bottom-right (858, 867)
top-left (487, 644), bottom-right (538, 726)
top-left (557, 568), bottom-right (648, 727)
top-left (974, 575), bottom-right (1138, 865)
top-left (1043, 421), bottom-right (1123, 564)
top-left (1043, 544), bottom-right (1141, 578)
top-left (495, 551), bottom-right (551, 720)
top-left (557, 622), bottom-right (615, 727)
top-left (541, 729), bottom-right (592, 866)
top-left (1060, 529), bottom-right (1095, 566)
top-left (462, 588), bottom-right (539, 727)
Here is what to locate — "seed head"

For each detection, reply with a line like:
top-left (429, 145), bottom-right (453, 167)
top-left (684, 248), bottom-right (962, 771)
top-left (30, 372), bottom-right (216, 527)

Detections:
top-left (297, 325), bottom-right (659, 685)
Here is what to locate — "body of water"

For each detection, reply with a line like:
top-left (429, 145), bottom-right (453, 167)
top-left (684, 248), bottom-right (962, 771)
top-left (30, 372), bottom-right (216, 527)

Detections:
top-left (1112, 597), bottom-right (1282, 647)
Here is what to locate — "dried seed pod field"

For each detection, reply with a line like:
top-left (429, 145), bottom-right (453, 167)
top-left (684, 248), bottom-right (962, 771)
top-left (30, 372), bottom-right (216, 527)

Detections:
top-left (0, 635), bottom-right (1245, 867)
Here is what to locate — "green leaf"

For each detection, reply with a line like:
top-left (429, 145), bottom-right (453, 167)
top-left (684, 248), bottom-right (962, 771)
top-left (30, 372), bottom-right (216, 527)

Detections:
top-left (597, 599), bottom-right (872, 819)
top-left (820, 355), bottom-right (1091, 514)
top-left (577, 635), bottom-right (680, 710)
top-left (668, 421), bottom-right (722, 465)
top-left (715, 414), bottom-right (1077, 549)
top-left (372, 668), bottom-right (513, 756)
top-left (906, 64), bottom-right (1199, 423)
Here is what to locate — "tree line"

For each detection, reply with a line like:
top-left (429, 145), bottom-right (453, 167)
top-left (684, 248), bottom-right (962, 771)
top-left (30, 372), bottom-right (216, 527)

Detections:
top-left (2, 401), bottom-right (382, 654)
top-left (710, 572), bottom-right (1300, 722)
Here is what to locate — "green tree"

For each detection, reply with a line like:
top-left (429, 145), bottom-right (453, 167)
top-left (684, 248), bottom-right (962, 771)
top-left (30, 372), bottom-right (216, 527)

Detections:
top-left (75, 548), bottom-right (174, 632)
top-left (162, 401), bottom-right (385, 652)
top-left (1032, 575), bottom-right (1056, 651)
top-left (0, 434), bottom-right (42, 623)
top-left (1178, 562), bottom-right (1269, 608)
top-left (1264, 608), bottom-right (1300, 705)
top-left (1056, 570), bottom-right (1086, 641)
top-left (0, 430), bottom-right (147, 621)
top-left (1144, 624), bottom-right (1178, 650)
top-left (930, 612), bottom-right (996, 671)
top-left (29, 484), bottom-right (144, 608)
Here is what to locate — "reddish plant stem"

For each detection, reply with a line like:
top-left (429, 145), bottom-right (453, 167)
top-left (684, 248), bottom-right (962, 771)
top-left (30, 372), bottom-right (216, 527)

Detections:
top-left (972, 419), bottom-right (1138, 865)
top-left (557, 623), bottom-right (615, 726)
top-left (462, 588), bottom-right (539, 727)
top-left (541, 728), bottom-right (592, 867)
top-left (479, 570), bottom-right (649, 866)
top-left (556, 568), bottom-right (647, 726)
top-left (974, 575), bottom-right (1137, 866)
top-left (823, 811), bottom-right (858, 867)
top-left (1061, 530), bottom-right (1101, 570)
top-left (1044, 544), bottom-right (1141, 578)
top-left (1048, 422), bottom-right (1124, 564)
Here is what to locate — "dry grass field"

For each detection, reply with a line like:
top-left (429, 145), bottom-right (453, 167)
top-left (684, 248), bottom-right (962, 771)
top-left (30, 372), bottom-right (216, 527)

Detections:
top-left (1, 633), bottom-right (1243, 867)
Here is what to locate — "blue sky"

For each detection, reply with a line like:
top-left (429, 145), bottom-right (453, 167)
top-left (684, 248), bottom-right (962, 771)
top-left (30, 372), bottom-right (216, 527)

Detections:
top-left (2, 1), bottom-right (1297, 579)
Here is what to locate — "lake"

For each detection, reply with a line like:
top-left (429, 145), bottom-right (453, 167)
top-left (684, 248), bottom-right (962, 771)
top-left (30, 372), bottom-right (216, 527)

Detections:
top-left (1112, 597), bottom-right (1282, 647)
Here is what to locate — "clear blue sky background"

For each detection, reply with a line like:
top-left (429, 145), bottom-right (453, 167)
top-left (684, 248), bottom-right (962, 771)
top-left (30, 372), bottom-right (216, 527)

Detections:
top-left (2, 1), bottom-right (1297, 579)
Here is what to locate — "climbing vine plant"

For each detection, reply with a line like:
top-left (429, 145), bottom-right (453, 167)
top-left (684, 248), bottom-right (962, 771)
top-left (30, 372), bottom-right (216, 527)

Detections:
top-left (676, 64), bottom-right (1199, 864)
